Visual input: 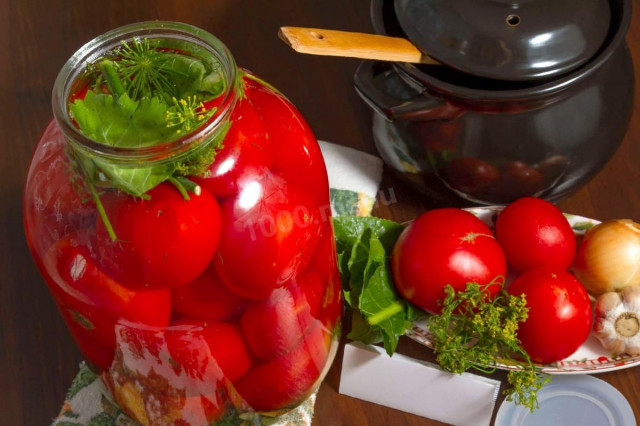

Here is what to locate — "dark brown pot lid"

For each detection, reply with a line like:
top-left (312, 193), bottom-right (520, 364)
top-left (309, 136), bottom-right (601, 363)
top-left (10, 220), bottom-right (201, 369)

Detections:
top-left (394, 0), bottom-right (611, 81)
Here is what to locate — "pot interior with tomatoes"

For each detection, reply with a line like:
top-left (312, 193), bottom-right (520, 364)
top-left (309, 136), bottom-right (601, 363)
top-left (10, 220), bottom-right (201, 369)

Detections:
top-left (23, 22), bottom-right (341, 424)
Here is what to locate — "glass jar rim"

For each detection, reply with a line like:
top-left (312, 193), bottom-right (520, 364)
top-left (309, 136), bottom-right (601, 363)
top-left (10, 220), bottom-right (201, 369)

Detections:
top-left (52, 21), bottom-right (238, 164)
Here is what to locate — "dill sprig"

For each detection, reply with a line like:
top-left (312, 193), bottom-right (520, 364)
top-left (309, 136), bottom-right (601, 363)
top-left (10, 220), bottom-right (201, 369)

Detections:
top-left (116, 38), bottom-right (176, 99)
top-left (166, 96), bottom-right (214, 135)
top-left (428, 282), bottom-right (550, 412)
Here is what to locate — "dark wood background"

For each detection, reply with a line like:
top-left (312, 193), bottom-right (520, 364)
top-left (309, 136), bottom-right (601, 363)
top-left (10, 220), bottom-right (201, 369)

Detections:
top-left (2, 1), bottom-right (639, 424)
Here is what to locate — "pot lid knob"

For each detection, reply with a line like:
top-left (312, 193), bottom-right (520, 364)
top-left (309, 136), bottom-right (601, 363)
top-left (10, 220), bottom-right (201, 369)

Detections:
top-left (394, 0), bottom-right (611, 80)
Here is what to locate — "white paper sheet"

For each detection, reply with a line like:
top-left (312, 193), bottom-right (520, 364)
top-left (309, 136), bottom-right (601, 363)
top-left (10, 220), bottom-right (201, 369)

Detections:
top-left (339, 342), bottom-right (501, 426)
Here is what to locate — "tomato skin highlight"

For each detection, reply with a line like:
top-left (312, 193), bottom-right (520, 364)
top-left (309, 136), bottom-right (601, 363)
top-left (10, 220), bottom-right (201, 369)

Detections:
top-left (391, 208), bottom-right (506, 314)
top-left (96, 183), bottom-right (222, 289)
top-left (508, 267), bottom-right (592, 364)
top-left (214, 171), bottom-right (322, 300)
top-left (495, 197), bottom-right (576, 273)
top-left (195, 93), bottom-right (273, 198)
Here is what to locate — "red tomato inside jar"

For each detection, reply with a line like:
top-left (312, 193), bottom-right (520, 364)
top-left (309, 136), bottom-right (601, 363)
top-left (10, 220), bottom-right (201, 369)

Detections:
top-left (23, 21), bottom-right (341, 424)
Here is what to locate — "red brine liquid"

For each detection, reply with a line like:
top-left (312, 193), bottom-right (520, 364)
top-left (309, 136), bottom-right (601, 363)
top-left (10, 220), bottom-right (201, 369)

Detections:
top-left (23, 25), bottom-right (341, 424)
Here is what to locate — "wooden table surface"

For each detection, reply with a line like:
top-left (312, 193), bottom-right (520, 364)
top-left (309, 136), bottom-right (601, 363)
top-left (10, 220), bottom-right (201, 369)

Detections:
top-left (2, 1), bottom-right (639, 425)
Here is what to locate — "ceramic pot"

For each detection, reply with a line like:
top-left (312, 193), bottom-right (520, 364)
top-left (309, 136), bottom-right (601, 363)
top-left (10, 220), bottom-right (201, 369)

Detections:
top-left (356, 0), bottom-right (634, 205)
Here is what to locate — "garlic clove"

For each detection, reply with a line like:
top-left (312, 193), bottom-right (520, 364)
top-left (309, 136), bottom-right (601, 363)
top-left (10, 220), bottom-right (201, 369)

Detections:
top-left (622, 286), bottom-right (640, 311)
top-left (593, 287), bottom-right (640, 357)
top-left (624, 343), bottom-right (640, 356)
top-left (600, 336), bottom-right (628, 355)
top-left (595, 291), bottom-right (622, 316)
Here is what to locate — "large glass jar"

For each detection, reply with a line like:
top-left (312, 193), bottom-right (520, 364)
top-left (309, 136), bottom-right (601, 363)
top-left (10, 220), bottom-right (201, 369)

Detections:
top-left (23, 22), bottom-right (341, 424)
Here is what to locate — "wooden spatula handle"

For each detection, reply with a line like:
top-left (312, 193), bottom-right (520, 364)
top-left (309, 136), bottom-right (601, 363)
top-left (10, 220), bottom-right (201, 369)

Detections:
top-left (278, 27), bottom-right (438, 65)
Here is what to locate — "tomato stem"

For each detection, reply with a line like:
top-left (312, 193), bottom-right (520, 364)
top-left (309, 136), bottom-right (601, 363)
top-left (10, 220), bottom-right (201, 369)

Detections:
top-left (176, 176), bottom-right (201, 196)
top-left (168, 176), bottom-right (190, 200)
top-left (168, 176), bottom-right (201, 200)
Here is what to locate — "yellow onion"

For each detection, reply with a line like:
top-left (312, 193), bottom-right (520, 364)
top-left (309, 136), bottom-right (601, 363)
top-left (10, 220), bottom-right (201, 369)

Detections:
top-left (573, 219), bottom-right (640, 296)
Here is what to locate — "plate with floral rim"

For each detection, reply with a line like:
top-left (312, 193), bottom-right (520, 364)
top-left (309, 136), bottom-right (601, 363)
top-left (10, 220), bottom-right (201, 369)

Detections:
top-left (405, 206), bottom-right (640, 375)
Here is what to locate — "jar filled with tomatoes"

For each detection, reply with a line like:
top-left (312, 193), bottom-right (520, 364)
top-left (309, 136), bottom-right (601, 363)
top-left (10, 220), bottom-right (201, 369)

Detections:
top-left (23, 22), bottom-right (341, 424)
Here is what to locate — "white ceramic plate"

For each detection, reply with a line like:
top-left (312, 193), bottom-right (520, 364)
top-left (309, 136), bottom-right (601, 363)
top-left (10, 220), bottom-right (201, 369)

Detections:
top-left (405, 206), bottom-right (640, 374)
top-left (495, 375), bottom-right (636, 426)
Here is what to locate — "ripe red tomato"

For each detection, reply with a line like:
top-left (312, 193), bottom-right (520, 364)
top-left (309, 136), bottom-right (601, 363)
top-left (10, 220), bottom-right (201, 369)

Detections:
top-left (243, 74), bottom-right (329, 205)
top-left (308, 222), bottom-right (340, 286)
top-left (507, 267), bottom-right (592, 364)
top-left (391, 208), bottom-right (507, 314)
top-left (293, 222), bottom-right (340, 320)
top-left (96, 183), bottom-right (222, 289)
top-left (233, 323), bottom-right (329, 412)
top-left (296, 271), bottom-right (324, 319)
top-left (63, 318), bottom-right (115, 369)
top-left (168, 320), bottom-right (253, 383)
top-left (43, 231), bottom-right (171, 365)
top-left (305, 222), bottom-right (343, 328)
top-left (201, 322), bottom-right (253, 383)
top-left (444, 157), bottom-right (499, 195)
top-left (172, 263), bottom-right (247, 321)
top-left (195, 95), bottom-right (273, 198)
top-left (495, 161), bottom-right (544, 200)
top-left (495, 197), bottom-right (576, 272)
top-left (240, 284), bottom-right (316, 360)
top-left (214, 171), bottom-right (322, 300)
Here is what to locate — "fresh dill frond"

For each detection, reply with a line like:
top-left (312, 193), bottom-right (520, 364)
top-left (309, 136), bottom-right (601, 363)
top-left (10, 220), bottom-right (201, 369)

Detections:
top-left (116, 38), bottom-right (176, 99)
top-left (428, 282), bottom-right (550, 412)
top-left (166, 96), bottom-right (215, 135)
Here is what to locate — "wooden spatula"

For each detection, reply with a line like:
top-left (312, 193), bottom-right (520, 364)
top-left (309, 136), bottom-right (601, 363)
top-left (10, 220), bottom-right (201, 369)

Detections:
top-left (278, 27), bottom-right (439, 65)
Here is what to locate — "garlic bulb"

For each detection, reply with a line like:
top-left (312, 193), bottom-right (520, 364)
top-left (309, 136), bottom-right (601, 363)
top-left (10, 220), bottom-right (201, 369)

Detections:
top-left (593, 286), bottom-right (640, 356)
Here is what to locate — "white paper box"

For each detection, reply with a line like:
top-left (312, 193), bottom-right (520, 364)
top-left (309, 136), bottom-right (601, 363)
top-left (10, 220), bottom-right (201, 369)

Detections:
top-left (339, 342), bottom-right (501, 426)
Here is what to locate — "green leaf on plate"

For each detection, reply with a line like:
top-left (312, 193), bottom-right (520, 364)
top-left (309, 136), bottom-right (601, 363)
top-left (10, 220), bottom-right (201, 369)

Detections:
top-left (360, 239), bottom-right (409, 355)
top-left (334, 216), bottom-right (404, 250)
top-left (333, 216), bottom-right (419, 356)
top-left (347, 310), bottom-right (384, 344)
